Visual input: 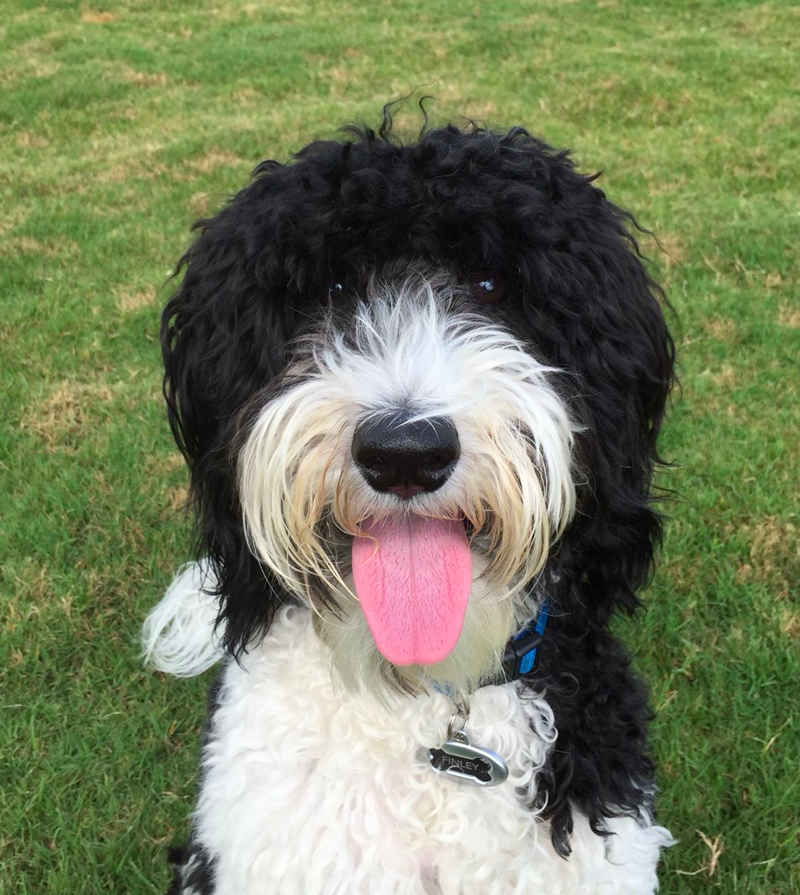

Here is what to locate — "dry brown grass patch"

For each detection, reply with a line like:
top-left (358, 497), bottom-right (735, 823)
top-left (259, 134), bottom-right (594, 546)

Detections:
top-left (189, 150), bottom-right (245, 173)
top-left (777, 302), bottom-right (800, 328)
top-left (189, 192), bottom-right (210, 216)
top-left (20, 379), bottom-right (121, 449)
top-left (122, 67), bottom-right (169, 88)
top-left (657, 232), bottom-right (687, 269)
top-left (118, 285), bottom-right (157, 312)
top-left (0, 206), bottom-right (31, 236)
top-left (710, 364), bottom-right (737, 387)
top-left (461, 101), bottom-right (498, 120)
top-left (2, 559), bottom-right (73, 630)
top-left (144, 453), bottom-right (187, 477)
top-left (82, 10), bottom-right (116, 24)
top-left (164, 485), bottom-right (190, 514)
top-left (736, 515), bottom-right (798, 598)
top-left (663, 553), bottom-right (707, 595)
top-left (232, 86), bottom-right (260, 103)
top-left (702, 315), bottom-right (737, 341)
top-left (779, 608), bottom-right (799, 639)
top-left (21, 57), bottom-right (62, 79)
top-left (0, 235), bottom-right (79, 258)
top-left (121, 517), bottom-right (147, 551)
top-left (676, 830), bottom-right (724, 879)
top-left (16, 131), bottom-right (50, 150)
top-left (7, 236), bottom-right (44, 254)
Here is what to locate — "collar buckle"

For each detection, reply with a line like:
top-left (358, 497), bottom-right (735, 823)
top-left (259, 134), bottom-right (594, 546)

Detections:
top-left (500, 596), bottom-right (549, 682)
top-left (501, 629), bottom-right (544, 680)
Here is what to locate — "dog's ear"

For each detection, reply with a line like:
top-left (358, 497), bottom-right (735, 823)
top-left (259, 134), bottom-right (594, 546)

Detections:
top-left (161, 191), bottom-right (295, 659)
top-left (509, 155), bottom-right (674, 856)
top-left (519, 162), bottom-right (675, 620)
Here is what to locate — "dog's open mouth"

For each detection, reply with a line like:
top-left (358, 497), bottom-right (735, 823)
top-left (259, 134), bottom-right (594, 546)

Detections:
top-left (351, 515), bottom-right (473, 667)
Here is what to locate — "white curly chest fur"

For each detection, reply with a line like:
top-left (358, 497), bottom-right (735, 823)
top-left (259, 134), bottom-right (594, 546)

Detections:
top-left (186, 606), bottom-right (671, 895)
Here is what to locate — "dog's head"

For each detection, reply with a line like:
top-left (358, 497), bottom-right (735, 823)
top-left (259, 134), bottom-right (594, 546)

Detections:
top-left (163, 121), bottom-right (674, 695)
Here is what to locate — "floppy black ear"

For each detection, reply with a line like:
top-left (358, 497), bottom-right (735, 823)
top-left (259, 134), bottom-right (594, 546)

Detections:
top-left (509, 153), bottom-right (675, 855)
top-left (161, 185), bottom-right (296, 659)
top-left (518, 163), bottom-right (675, 621)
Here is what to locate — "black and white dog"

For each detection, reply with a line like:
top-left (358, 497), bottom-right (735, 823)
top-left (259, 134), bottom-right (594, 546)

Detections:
top-left (143, 115), bottom-right (676, 894)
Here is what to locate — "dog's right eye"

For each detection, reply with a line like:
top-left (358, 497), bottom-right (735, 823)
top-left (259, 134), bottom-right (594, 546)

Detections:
top-left (329, 282), bottom-right (345, 296)
top-left (469, 271), bottom-right (508, 304)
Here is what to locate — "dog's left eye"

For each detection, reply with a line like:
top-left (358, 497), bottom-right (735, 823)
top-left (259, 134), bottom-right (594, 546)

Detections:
top-left (469, 271), bottom-right (508, 304)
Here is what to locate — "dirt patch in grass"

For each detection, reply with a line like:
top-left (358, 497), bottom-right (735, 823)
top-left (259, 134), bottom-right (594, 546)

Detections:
top-left (188, 192), bottom-right (211, 216)
top-left (122, 67), bottom-right (169, 88)
top-left (144, 453), bottom-right (186, 477)
top-left (98, 160), bottom-right (168, 184)
top-left (19, 379), bottom-right (120, 450)
top-left (709, 364), bottom-right (737, 387)
top-left (736, 515), bottom-right (798, 598)
top-left (16, 131), bottom-right (50, 150)
top-left (702, 315), bottom-right (737, 342)
top-left (0, 236), bottom-right (80, 259)
top-left (779, 608), bottom-right (799, 639)
top-left (777, 303), bottom-right (800, 328)
top-left (3, 562), bottom-right (50, 628)
top-left (0, 206), bottom-right (31, 236)
top-left (118, 285), bottom-right (157, 313)
top-left (163, 485), bottom-right (189, 514)
top-left (82, 10), bottom-right (117, 24)
top-left (232, 86), bottom-right (260, 103)
top-left (25, 58), bottom-right (62, 79)
top-left (656, 232), bottom-right (687, 269)
top-left (189, 150), bottom-right (246, 173)
top-left (1, 558), bottom-right (73, 633)
top-left (661, 552), bottom-right (708, 596)
top-left (4, 236), bottom-right (46, 254)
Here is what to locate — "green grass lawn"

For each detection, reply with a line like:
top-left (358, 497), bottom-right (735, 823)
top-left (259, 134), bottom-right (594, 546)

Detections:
top-left (1, 0), bottom-right (798, 891)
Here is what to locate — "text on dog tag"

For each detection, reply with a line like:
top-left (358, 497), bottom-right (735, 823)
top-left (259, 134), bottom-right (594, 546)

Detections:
top-left (427, 732), bottom-right (509, 787)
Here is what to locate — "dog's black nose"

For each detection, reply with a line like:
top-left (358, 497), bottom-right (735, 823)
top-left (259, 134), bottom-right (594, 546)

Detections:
top-left (352, 413), bottom-right (460, 496)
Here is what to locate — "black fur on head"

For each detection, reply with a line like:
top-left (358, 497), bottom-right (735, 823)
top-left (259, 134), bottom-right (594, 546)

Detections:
top-left (161, 110), bottom-right (675, 854)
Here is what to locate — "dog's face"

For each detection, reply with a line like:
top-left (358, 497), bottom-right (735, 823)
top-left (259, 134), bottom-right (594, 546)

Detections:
top-left (163, 123), bottom-right (674, 696)
top-left (238, 269), bottom-right (576, 692)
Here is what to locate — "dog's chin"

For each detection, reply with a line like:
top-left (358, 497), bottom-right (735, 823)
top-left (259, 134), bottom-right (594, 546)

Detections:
top-left (313, 552), bottom-right (518, 702)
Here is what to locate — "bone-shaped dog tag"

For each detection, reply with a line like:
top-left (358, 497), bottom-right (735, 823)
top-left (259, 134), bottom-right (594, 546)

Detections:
top-left (427, 730), bottom-right (509, 787)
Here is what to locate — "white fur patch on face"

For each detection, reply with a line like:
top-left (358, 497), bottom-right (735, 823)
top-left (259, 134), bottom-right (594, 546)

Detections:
top-left (238, 275), bottom-right (577, 693)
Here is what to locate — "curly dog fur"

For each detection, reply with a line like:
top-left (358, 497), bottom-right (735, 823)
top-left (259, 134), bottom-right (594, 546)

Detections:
top-left (144, 111), bottom-right (676, 894)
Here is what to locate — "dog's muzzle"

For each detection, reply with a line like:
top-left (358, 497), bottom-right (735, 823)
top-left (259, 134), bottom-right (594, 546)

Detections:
top-left (351, 412), bottom-right (460, 497)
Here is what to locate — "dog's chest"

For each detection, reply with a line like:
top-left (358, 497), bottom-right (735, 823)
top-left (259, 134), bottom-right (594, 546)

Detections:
top-left (193, 608), bottom-right (562, 893)
top-left (188, 608), bottom-right (672, 894)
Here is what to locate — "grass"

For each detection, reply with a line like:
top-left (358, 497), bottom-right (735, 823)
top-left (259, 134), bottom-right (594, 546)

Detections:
top-left (1, 0), bottom-right (798, 891)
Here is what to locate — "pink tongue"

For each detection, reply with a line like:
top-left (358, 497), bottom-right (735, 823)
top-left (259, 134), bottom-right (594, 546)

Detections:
top-left (351, 516), bottom-right (473, 666)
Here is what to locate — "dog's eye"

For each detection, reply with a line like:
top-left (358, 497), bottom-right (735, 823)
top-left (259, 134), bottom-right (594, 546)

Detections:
top-left (469, 271), bottom-right (508, 304)
top-left (329, 282), bottom-right (345, 296)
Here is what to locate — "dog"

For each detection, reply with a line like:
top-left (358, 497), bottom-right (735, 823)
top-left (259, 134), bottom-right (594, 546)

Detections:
top-left (143, 113), bottom-right (676, 894)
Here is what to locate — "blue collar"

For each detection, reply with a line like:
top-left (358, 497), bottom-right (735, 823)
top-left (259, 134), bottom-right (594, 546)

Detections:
top-left (428, 596), bottom-right (549, 696)
top-left (500, 596), bottom-right (549, 681)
